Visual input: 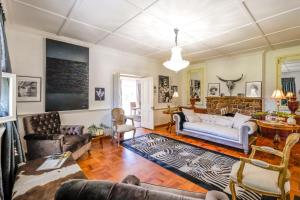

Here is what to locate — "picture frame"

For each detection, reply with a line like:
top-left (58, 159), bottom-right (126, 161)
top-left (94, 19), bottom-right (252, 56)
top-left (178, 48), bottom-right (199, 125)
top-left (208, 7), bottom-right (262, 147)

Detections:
top-left (17, 76), bottom-right (41, 102)
top-left (95, 88), bottom-right (105, 101)
top-left (245, 81), bottom-right (262, 98)
top-left (158, 75), bottom-right (170, 103)
top-left (207, 83), bottom-right (220, 97)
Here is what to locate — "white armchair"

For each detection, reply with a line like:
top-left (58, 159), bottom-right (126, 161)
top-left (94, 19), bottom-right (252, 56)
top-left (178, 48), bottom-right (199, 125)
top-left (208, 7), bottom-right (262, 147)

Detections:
top-left (111, 108), bottom-right (136, 146)
top-left (230, 133), bottom-right (300, 200)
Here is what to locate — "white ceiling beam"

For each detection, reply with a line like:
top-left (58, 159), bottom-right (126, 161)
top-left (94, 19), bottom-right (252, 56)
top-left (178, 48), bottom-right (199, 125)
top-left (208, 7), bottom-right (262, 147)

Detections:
top-left (238, 0), bottom-right (272, 49)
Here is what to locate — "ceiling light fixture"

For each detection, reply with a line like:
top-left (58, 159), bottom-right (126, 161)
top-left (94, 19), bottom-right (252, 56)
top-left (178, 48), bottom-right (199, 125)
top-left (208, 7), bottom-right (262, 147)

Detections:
top-left (163, 28), bottom-right (189, 72)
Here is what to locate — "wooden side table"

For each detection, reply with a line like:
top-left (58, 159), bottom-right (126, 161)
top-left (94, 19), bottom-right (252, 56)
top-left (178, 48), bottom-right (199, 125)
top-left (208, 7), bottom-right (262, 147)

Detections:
top-left (256, 120), bottom-right (300, 149)
top-left (163, 107), bottom-right (179, 133)
top-left (92, 135), bottom-right (105, 148)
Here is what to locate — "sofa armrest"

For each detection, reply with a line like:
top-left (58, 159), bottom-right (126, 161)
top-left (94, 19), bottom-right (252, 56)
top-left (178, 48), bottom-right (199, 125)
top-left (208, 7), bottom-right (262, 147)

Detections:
top-left (173, 113), bottom-right (181, 133)
top-left (24, 133), bottom-right (64, 140)
top-left (239, 121), bottom-right (257, 135)
top-left (61, 125), bottom-right (84, 135)
top-left (205, 191), bottom-right (229, 200)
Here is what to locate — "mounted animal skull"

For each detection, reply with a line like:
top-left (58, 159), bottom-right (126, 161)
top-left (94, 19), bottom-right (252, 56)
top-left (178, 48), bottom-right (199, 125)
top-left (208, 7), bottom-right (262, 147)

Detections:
top-left (217, 74), bottom-right (243, 96)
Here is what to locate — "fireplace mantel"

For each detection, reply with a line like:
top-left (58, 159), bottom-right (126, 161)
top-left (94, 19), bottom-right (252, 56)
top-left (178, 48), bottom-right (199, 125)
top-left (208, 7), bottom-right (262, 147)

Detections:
top-left (206, 96), bottom-right (262, 115)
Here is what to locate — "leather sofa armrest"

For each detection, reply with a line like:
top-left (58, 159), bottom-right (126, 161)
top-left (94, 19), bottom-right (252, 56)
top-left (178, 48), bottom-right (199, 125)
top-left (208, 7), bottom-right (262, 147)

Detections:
top-left (239, 121), bottom-right (257, 135)
top-left (24, 134), bottom-right (64, 140)
top-left (61, 125), bottom-right (84, 135)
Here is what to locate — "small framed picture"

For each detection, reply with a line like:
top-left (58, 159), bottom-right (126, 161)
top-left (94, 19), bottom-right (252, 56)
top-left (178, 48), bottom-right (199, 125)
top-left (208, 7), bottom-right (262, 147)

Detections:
top-left (17, 76), bottom-right (41, 102)
top-left (95, 88), bottom-right (105, 101)
top-left (207, 83), bottom-right (220, 96)
top-left (245, 81), bottom-right (262, 98)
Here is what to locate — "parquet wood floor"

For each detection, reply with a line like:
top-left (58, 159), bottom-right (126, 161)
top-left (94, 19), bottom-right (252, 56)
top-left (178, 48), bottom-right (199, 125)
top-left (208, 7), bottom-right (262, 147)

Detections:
top-left (77, 127), bottom-right (300, 199)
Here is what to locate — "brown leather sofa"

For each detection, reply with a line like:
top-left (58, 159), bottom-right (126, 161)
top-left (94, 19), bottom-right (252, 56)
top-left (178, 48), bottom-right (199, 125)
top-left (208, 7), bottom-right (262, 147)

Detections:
top-left (23, 111), bottom-right (91, 160)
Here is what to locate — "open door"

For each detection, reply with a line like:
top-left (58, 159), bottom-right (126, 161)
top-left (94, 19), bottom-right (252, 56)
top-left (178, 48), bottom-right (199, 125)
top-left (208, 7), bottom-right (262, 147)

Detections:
top-left (141, 76), bottom-right (154, 130)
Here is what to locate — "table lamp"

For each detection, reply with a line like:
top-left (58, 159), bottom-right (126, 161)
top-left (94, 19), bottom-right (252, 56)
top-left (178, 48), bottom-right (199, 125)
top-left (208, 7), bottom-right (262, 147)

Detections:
top-left (271, 89), bottom-right (285, 112)
top-left (286, 92), bottom-right (294, 99)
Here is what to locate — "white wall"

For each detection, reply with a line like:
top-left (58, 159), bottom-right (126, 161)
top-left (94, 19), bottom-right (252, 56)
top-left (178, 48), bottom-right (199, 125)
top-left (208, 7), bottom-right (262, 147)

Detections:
top-left (6, 25), bottom-right (177, 150)
top-left (178, 51), bottom-right (264, 106)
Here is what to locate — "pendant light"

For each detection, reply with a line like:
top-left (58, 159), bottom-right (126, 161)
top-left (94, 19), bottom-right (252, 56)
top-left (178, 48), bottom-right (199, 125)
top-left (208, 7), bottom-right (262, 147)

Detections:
top-left (163, 28), bottom-right (190, 72)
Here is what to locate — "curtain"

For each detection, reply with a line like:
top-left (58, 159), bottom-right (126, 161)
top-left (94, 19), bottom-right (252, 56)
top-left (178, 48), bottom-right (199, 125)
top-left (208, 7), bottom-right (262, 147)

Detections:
top-left (113, 73), bottom-right (121, 108)
top-left (0, 4), bottom-right (25, 200)
top-left (281, 77), bottom-right (296, 94)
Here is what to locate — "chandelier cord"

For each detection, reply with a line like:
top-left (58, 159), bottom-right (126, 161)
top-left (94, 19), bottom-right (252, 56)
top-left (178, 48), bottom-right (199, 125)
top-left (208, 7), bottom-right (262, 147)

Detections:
top-left (174, 28), bottom-right (179, 46)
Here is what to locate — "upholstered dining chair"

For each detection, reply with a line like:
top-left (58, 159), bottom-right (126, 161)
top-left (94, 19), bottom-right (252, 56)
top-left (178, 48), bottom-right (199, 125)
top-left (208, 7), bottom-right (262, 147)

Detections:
top-left (111, 108), bottom-right (136, 146)
top-left (229, 133), bottom-right (300, 200)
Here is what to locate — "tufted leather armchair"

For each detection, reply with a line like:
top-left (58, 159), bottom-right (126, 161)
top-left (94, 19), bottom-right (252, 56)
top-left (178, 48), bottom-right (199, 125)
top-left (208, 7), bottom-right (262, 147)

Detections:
top-left (23, 112), bottom-right (91, 160)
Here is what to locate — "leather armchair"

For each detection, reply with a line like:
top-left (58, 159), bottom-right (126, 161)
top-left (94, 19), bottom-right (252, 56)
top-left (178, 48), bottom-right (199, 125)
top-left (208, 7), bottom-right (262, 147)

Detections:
top-left (23, 112), bottom-right (91, 160)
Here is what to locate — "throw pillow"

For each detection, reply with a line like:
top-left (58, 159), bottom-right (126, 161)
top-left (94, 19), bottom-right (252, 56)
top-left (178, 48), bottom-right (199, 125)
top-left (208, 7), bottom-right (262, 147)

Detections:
top-left (233, 113), bottom-right (251, 129)
top-left (182, 108), bottom-right (195, 122)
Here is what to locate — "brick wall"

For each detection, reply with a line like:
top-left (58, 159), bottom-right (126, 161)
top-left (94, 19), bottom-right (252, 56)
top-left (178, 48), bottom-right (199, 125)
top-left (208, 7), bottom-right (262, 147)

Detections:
top-left (206, 96), bottom-right (262, 116)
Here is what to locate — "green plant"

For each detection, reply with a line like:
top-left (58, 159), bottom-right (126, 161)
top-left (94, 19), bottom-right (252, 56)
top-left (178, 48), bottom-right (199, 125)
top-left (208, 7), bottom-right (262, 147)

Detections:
top-left (88, 124), bottom-right (104, 134)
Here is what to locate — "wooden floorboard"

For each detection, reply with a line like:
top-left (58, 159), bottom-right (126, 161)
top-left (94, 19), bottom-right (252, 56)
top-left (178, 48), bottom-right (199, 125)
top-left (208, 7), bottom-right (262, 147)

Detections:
top-left (77, 126), bottom-right (300, 199)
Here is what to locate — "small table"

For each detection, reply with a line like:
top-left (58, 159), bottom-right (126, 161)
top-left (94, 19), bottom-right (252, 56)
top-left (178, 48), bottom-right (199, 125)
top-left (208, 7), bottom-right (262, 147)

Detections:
top-left (92, 134), bottom-right (106, 148)
top-left (256, 120), bottom-right (300, 149)
top-left (163, 107), bottom-right (179, 133)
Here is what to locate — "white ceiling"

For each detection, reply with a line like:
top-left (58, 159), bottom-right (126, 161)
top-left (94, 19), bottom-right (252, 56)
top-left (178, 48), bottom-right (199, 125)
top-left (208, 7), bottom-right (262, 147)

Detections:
top-left (282, 60), bottom-right (300, 73)
top-left (4, 0), bottom-right (300, 63)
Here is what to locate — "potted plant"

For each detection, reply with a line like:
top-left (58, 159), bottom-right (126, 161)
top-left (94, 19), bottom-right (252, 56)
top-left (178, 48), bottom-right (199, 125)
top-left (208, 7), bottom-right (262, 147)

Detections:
top-left (88, 124), bottom-right (104, 136)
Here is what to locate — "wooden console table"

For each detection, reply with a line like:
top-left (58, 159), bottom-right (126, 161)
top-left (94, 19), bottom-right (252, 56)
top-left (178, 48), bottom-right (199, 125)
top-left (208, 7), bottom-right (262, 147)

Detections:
top-left (256, 120), bottom-right (300, 149)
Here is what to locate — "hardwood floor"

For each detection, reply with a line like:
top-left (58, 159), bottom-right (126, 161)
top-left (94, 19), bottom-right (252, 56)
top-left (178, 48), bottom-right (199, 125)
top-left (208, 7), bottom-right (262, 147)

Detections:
top-left (77, 126), bottom-right (300, 199)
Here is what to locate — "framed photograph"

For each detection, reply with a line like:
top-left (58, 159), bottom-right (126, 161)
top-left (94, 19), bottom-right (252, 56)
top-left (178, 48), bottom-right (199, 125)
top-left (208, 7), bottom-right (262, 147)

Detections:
top-left (95, 88), bottom-right (105, 101)
top-left (17, 76), bottom-right (41, 102)
top-left (207, 83), bottom-right (220, 97)
top-left (158, 75), bottom-right (170, 103)
top-left (190, 79), bottom-right (201, 99)
top-left (245, 81), bottom-right (262, 98)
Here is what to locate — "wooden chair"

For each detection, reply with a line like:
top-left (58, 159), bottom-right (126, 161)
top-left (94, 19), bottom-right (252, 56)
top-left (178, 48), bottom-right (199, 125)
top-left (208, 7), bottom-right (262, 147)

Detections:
top-left (130, 102), bottom-right (140, 116)
top-left (229, 133), bottom-right (300, 200)
top-left (111, 108), bottom-right (136, 146)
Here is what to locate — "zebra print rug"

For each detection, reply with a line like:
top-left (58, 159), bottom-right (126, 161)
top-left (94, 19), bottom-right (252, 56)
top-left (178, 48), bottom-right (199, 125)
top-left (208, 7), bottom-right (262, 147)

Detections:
top-left (122, 133), bottom-right (274, 200)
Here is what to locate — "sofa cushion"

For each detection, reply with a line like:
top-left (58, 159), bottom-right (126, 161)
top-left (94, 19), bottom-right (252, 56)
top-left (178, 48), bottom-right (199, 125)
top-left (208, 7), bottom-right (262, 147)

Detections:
top-left (183, 122), bottom-right (239, 141)
top-left (230, 161), bottom-right (290, 195)
top-left (63, 134), bottom-right (91, 152)
top-left (196, 114), bottom-right (233, 128)
top-left (182, 108), bottom-right (196, 122)
top-left (233, 113), bottom-right (251, 129)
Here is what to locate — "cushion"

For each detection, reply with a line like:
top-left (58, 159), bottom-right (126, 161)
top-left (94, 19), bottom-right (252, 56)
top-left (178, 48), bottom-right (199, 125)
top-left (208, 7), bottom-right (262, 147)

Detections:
top-left (186, 115), bottom-right (201, 123)
top-left (63, 134), bottom-right (91, 152)
top-left (116, 124), bottom-right (135, 133)
top-left (214, 117), bottom-right (233, 128)
top-left (230, 161), bottom-right (290, 195)
top-left (182, 108), bottom-right (198, 122)
top-left (233, 113), bottom-right (251, 129)
top-left (183, 122), bottom-right (239, 141)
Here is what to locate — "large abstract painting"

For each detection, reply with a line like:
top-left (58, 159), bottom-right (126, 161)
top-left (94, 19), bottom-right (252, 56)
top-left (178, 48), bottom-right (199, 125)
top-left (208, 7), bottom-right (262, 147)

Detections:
top-left (46, 39), bottom-right (89, 111)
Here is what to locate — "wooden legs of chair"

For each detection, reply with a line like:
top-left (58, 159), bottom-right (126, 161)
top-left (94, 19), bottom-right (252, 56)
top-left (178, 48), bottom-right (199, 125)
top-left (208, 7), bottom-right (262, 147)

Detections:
top-left (113, 130), bottom-right (136, 147)
top-left (230, 180), bottom-right (237, 200)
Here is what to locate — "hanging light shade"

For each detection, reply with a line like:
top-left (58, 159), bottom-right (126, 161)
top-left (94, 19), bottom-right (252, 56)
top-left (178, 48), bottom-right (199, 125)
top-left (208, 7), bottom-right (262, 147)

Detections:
top-left (163, 28), bottom-right (189, 72)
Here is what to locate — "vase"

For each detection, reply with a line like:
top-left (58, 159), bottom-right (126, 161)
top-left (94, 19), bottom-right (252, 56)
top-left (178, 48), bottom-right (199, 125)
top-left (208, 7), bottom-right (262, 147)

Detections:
top-left (288, 97), bottom-right (299, 114)
top-left (287, 116), bottom-right (296, 125)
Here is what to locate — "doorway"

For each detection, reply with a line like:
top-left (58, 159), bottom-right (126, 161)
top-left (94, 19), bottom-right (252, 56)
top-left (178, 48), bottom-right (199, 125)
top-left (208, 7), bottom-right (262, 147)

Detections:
top-left (119, 75), bottom-right (154, 130)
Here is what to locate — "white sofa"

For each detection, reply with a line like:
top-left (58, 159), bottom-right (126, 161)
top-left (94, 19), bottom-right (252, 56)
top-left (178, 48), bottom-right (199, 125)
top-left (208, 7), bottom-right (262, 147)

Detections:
top-left (173, 112), bottom-right (257, 154)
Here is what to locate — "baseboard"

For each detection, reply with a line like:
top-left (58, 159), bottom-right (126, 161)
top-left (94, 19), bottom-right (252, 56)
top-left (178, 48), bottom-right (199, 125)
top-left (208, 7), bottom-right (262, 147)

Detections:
top-left (154, 123), bottom-right (169, 128)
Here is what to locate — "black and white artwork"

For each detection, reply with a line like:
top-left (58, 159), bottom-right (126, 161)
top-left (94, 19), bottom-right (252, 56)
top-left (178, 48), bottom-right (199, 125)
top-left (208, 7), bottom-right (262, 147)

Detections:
top-left (245, 81), bottom-right (262, 97)
top-left (207, 83), bottom-right (220, 97)
top-left (46, 39), bottom-right (89, 111)
top-left (158, 75), bottom-right (170, 103)
top-left (190, 79), bottom-right (200, 98)
top-left (17, 76), bottom-right (41, 102)
top-left (95, 88), bottom-right (105, 101)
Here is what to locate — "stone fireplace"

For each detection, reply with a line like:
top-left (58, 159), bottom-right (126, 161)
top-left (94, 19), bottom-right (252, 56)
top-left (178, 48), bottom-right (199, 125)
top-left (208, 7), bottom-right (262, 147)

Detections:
top-left (206, 96), bottom-right (262, 116)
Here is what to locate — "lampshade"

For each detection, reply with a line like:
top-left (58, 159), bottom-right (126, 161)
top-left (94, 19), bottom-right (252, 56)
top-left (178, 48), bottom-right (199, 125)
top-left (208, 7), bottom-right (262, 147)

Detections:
top-left (271, 89), bottom-right (285, 99)
top-left (172, 91), bottom-right (179, 98)
top-left (286, 92), bottom-right (294, 98)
